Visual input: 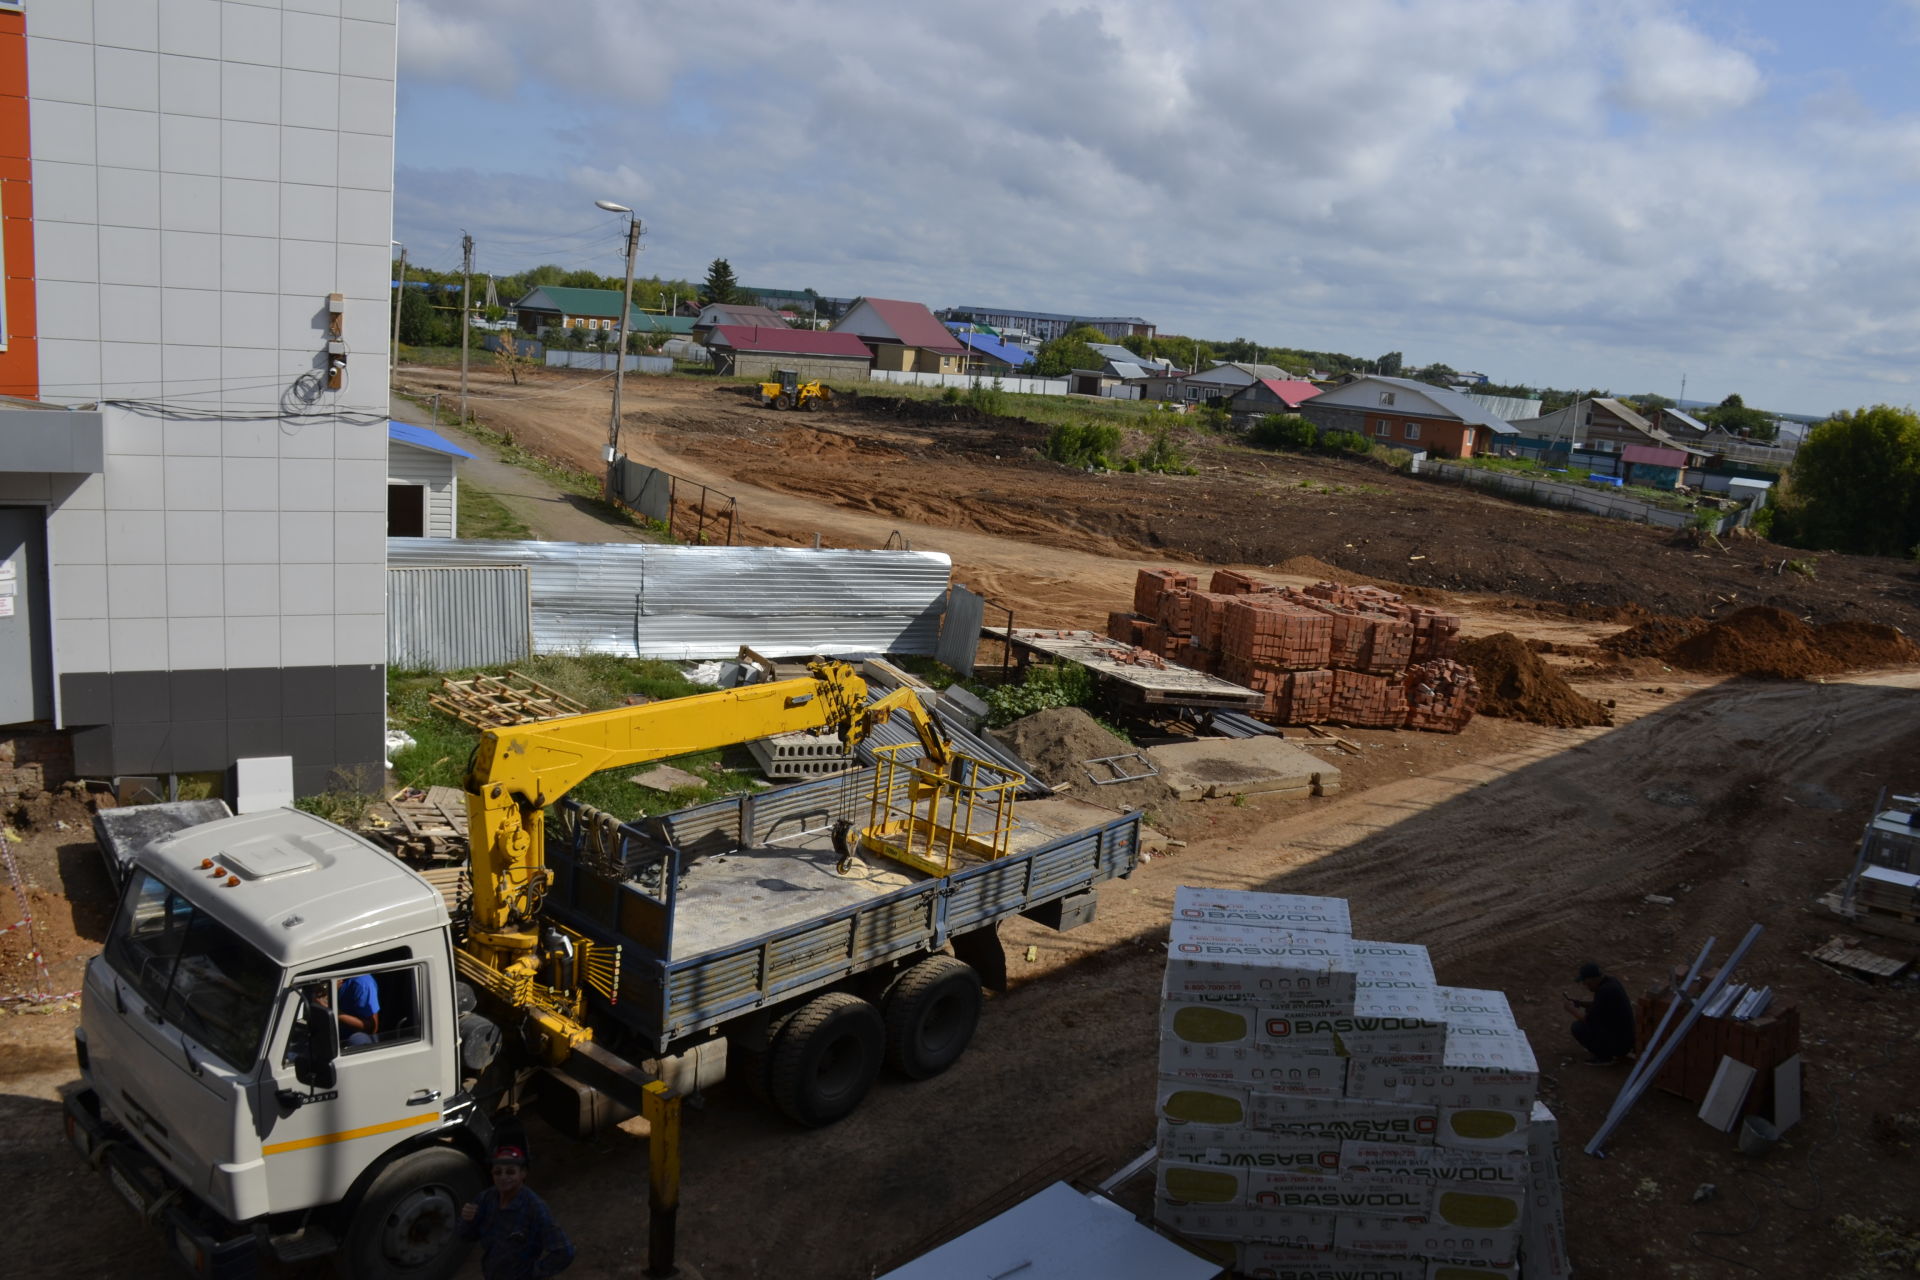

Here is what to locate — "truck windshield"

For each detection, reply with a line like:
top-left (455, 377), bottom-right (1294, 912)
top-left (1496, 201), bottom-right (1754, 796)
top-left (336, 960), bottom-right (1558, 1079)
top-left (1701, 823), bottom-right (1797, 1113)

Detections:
top-left (102, 870), bottom-right (282, 1072)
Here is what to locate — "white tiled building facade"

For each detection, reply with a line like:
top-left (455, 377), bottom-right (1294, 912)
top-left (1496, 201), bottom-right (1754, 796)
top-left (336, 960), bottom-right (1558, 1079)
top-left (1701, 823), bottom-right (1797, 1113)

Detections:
top-left (0, 0), bottom-right (397, 794)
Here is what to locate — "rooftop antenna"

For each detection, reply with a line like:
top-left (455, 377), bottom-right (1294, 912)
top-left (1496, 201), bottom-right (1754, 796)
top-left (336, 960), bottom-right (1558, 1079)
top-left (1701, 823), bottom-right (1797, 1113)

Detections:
top-left (1679, 373), bottom-right (1687, 407)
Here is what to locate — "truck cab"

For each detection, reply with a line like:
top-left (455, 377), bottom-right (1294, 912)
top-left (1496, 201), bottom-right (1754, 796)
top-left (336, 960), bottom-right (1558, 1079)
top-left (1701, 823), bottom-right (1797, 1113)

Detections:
top-left (66, 808), bottom-right (482, 1278)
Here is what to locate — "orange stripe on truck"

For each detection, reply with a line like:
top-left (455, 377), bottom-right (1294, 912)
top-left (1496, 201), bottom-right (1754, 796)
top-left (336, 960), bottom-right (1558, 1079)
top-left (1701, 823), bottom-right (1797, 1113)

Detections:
top-left (262, 1112), bottom-right (441, 1156)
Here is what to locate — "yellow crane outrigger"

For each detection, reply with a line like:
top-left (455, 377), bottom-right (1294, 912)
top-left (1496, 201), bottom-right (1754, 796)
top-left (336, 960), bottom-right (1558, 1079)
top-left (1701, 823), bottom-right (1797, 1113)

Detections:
top-left (458, 659), bottom-right (1018, 1062)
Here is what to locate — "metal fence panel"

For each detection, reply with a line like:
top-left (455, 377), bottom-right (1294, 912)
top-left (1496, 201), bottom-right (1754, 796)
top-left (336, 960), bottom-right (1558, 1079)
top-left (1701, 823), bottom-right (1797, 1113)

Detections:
top-left (1420, 463), bottom-right (1746, 535)
top-left (937, 583), bottom-right (986, 676)
top-left (866, 368), bottom-right (1070, 396)
top-left (613, 459), bottom-right (674, 524)
top-left (386, 565), bottom-right (531, 671)
top-left (386, 539), bottom-right (951, 659)
top-left (543, 351), bottom-right (675, 373)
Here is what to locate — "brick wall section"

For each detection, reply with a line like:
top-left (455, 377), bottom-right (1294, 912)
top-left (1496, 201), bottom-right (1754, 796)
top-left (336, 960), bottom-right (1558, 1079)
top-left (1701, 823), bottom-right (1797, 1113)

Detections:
top-left (0, 731), bottom-right (73, 807)
top-left (1121, 567), bottom-right (1476, 732)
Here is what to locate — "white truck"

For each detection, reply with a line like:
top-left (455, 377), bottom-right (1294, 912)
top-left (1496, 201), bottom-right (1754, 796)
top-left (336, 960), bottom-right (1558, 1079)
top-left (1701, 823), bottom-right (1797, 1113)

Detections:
top-left (63, 663), bottom-right (1143, 1278)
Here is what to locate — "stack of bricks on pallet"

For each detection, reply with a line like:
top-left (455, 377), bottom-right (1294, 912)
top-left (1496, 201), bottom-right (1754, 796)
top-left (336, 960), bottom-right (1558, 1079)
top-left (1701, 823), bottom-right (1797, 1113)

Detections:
top-left (1154, 887), bottom-right (1569, 1280)
top-left (1111, 568), bottom-right (1478, 733)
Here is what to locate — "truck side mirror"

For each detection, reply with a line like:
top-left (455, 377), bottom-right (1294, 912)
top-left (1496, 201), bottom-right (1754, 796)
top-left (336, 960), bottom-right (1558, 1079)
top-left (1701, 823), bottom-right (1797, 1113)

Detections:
top-left (294, 998), bottom-right (339, 1090)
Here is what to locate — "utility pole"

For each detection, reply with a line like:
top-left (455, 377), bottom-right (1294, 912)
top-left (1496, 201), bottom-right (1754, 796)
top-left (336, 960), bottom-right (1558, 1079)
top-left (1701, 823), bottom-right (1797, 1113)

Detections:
top-left (458, 231), bottom-right (473, 424)
top-left (390, 242), bottom-right (405, 356)
top-left (596, 200), bottom-right (642, 501)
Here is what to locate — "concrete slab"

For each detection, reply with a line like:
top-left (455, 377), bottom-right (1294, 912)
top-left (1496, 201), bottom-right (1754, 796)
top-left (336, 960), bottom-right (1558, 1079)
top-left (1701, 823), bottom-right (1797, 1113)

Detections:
top-left (1144, 737), bottom-right (1341, 801)
top-left (630, 764), bottom-right (708, 792)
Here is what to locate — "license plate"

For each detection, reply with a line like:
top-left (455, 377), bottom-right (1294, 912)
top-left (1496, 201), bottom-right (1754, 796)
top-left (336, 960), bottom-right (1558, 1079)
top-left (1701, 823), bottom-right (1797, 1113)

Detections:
top-left (108, 1164), bottom-right (144, 1215)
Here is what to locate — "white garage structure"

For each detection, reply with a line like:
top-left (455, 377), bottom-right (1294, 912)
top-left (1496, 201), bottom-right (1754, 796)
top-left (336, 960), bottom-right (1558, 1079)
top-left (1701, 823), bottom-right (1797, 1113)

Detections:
top-left (386, 421), bottom-right (473, 539)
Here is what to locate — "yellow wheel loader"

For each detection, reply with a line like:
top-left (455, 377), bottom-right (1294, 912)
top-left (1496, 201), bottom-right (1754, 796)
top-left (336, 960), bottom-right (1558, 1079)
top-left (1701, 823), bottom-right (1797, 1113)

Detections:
top-left (759, 368), bottom-right (832, 411)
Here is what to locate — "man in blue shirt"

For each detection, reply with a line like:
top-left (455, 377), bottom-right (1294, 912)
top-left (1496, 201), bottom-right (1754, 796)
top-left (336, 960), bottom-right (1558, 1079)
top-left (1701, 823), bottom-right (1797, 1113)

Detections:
top-left (458, 1145), bottom-right (575, 1279)
top-left (336, 974), bottom-right (380, 1047)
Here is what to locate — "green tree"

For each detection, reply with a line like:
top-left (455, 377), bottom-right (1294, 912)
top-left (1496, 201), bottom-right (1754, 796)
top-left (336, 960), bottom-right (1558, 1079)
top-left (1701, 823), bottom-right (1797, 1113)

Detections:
top-left (1632, 392), bottom-right (1676, 413)
top-left (1705, 393), bottom-right (1777, 442)
top-left (1415, 362), bottom-right (1458, 387)
top-left (1376, 351), bottom-right (1404, 376)
top-left (1031, 328), bottom-right (1103, 377)
top-left (701, 258), bottom-right (742, 306)
top-left (1772, 405), bottom-right (1920, 556)
top-left (396, 287), bottom-right (445, 346)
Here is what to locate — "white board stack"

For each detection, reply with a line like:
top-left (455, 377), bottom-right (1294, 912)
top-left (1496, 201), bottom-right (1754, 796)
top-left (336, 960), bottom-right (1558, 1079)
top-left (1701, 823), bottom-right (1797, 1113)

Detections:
top-left (1153, 886), bottom-right (1569, 1279)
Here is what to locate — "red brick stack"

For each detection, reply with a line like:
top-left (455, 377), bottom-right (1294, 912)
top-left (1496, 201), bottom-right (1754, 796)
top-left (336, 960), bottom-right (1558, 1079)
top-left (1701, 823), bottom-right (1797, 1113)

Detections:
top-left (1109, 568), bottom-right (1475, 733)
top-left (1403, 658), bottom-right (1480, 733)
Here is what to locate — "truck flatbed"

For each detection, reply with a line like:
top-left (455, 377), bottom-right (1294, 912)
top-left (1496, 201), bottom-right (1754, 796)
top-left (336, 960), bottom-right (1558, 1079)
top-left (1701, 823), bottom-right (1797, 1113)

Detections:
top-left (546, 766), bottom-right (1141, 1049)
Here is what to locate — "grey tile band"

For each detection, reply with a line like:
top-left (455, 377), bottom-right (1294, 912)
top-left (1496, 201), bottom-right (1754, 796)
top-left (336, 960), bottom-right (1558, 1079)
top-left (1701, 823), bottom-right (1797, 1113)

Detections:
top-left (60, 664), bottom-right (385, 794)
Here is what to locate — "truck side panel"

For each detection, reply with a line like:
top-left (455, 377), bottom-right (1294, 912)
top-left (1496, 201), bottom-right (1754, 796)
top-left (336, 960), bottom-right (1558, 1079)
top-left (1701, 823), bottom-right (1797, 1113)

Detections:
top-left (544, 777), bottom-right (1141, 1053)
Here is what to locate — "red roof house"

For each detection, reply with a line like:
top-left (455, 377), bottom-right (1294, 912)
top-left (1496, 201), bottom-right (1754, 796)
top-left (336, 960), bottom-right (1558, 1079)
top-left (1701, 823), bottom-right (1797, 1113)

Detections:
top-left (705, 325), bottom-right (874, 379)
top-left (1228, 378), bottom-right (1324, 419)
top-left (831, 297), bottom-right (966, 375)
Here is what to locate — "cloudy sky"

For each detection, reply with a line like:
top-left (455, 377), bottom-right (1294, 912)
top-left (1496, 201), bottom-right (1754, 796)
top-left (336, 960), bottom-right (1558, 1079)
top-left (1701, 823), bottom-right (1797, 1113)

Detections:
top-left (394, 0), bottom-right (1920, 416)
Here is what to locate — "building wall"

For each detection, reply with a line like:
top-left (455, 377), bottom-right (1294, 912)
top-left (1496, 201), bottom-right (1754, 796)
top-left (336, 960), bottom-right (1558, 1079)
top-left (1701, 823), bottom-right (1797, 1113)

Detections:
top-left (1304, 405), bottom-right (1478, 459)
top-left (730, 351), bottom-right (868, 383)
top-left (387, 442), bottom-right (455, 539)
top-left (871, 342), bottom-right (911, 373)
top-left (10, 0), bottom-right (397, 795)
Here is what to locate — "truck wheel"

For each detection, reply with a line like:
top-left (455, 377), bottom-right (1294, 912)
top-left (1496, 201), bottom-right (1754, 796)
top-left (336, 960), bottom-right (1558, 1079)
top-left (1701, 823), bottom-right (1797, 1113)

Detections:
top-left (775, 392), bottom-right (794, 410)
top-left (768, 992), bottom-right (883, 1127)
top-left (336, 1147), bottom-right (480, 1280)
top-left (883, 956), bottom-right (982, 1079)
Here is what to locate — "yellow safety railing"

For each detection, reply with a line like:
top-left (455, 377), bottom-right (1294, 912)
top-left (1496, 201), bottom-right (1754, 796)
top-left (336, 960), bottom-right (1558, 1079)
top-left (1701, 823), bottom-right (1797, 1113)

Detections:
top-left (860, 744), bottom-right (1023, 877)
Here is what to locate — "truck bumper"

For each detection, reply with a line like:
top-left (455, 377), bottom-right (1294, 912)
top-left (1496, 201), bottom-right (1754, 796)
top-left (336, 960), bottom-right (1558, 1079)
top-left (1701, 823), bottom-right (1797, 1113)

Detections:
top-left (63, 1087), bottom-right (260, 1279)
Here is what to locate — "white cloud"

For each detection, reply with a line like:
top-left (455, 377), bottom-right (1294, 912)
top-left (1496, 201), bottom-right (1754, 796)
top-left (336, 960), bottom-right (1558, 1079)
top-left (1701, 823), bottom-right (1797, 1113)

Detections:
top-left (1611, 15), bottom-right (1764, 119)
top-left (392, 0), bottom-right (1920, 411)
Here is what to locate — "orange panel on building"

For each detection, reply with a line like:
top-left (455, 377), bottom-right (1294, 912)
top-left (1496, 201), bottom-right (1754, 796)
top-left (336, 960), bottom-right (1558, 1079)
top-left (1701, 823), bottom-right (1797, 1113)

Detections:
top-left (0, 8), bottom-right (33, 400)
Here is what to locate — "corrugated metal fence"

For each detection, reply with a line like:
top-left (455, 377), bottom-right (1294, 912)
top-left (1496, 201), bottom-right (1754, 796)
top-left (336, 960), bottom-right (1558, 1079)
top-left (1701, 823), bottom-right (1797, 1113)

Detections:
top-left (866, 369), bottom-right (1069, 396)
top-left (544, 351), bottom-right (675, 373)
top-left (387, 565), bottom-right (532, 671)
top-left (386, 539), bottom-right (952, 664)
top-left (1419, 462), bottom-right (1751, 533)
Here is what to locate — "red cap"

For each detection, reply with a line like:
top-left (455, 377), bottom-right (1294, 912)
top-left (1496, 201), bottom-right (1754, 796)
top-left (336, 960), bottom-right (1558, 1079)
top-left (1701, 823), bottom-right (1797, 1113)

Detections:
top-left (491, 1145), bottom-right (528, 1167)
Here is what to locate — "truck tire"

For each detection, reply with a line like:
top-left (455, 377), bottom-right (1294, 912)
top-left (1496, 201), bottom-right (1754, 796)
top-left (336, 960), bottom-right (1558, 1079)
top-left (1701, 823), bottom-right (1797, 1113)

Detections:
top-left (336, 1146), bottom-right (481, 1280)
top-left (768, 992), bottom-right (883, 1127)
top-left (882, 956), bottom-right (982, 1079)
top-left (775, 392), bottom-right (794, 410)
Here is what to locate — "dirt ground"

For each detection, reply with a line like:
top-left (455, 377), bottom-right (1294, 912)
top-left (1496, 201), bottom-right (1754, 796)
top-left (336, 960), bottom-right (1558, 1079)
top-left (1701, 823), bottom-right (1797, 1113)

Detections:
top-left (6, 368), bottom-right (1920, 1279)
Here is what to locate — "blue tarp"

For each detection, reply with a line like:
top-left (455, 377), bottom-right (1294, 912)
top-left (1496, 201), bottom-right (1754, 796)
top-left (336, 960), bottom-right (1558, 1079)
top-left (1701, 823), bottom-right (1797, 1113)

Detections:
top-left (388, 420), bottom-right (474, 459)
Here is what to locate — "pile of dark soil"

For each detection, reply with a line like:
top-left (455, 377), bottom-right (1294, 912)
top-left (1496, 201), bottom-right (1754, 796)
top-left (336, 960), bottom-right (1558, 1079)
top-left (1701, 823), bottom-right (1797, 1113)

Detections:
top-left (1601, 615), bottom-right (1706, 657)
top-left (1455, 633), bottom-right (1614, 728)
top-left (1812, 619), bottom-right (1920, 670)
top-left (1661, 606), bottom-right (1918, 679)
top-left (990, 707), bottom-right (1176, 813)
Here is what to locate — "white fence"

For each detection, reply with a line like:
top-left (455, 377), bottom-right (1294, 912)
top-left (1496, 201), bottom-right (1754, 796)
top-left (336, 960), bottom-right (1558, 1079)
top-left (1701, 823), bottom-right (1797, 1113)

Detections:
top-left (544, 351), bottom-right (675, 373)
top-left (866, 368), bottom-right (1069, 396)
top-left (1097, 383), bottom-right (1143, 400)
top-left (1420, 461), bottom-right (1753, 533)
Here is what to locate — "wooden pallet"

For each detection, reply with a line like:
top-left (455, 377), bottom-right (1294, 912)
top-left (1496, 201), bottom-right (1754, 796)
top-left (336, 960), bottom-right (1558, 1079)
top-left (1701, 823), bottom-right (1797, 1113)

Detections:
top-left (1809, 934), bottom-right (1911, 979)
top-left (363, 784), bottom-right (470, 862)
top-left (429, 671), bottom-right (589, 730)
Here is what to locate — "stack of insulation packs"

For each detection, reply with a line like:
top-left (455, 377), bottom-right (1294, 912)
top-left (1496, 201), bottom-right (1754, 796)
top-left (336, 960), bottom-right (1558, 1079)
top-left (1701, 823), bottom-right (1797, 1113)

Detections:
top-left (1153, 887), bottom-right (1571, 1279)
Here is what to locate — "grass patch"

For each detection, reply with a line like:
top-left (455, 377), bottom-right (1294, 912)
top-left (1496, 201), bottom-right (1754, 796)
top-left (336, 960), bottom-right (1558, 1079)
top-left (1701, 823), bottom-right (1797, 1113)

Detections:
top-left (384, 654), bottom-right (764, 823)
top-left (457, 485), bottom-right (532, 540)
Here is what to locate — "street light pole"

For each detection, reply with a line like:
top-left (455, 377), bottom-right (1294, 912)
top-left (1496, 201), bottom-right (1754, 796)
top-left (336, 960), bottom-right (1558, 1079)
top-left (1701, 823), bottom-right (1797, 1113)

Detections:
top-left (598, 200), bottom-right (642, 502)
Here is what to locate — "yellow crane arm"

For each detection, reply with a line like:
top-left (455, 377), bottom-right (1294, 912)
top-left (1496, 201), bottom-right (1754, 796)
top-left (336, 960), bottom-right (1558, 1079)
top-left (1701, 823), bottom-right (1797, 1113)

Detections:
top-left (458, 659), bottom-right (947, 1059)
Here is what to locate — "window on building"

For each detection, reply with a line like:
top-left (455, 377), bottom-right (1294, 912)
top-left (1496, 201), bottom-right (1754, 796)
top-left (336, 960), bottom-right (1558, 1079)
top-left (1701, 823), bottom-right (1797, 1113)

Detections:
top-left (1464, 428), bottom-right (1476, 448)
top-left (1379, 392), bottom-right (1396, 406)
top-left (1404, 423), bottom-right (1421, 441)
top-left (1374, 420), bottom-right (1390, 437)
